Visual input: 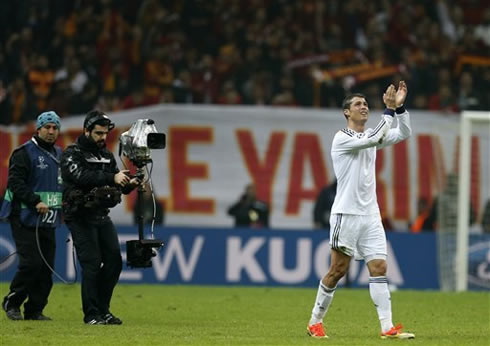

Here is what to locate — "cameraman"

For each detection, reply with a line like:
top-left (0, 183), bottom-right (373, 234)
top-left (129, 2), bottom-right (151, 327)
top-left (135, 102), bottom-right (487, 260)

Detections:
top-left (61, 110), bottom-right (140, 325)
top-left (1, 111), bottom-right (62, 321)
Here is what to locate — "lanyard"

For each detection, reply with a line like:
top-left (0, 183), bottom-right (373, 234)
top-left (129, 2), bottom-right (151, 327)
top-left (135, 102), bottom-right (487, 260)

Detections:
top-left (31, 137), bottom-right (60, 165)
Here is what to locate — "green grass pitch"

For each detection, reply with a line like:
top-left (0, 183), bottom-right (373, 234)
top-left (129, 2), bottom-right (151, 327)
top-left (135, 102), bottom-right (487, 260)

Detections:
top-left (0, 283), bottom-right (488, 345)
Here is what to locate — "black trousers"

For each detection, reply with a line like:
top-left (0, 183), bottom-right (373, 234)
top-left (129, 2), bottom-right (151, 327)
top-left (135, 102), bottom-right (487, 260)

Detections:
top-left (5, 216), bottom-right (55, 315)
top-left (66, 217), bottom-right (122, 322)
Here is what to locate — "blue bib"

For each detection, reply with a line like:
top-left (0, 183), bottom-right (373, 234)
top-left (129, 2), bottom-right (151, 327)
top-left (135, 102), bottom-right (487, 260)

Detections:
top-left (0, 138), bottom-right (62, 228)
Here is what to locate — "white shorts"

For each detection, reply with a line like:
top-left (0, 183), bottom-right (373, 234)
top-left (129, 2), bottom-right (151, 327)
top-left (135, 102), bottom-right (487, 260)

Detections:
top-left (329, 213), bottom-right (387, 262)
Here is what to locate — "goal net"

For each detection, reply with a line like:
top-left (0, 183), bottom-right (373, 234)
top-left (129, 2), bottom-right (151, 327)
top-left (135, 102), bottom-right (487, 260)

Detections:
top-left (437, 111), bottom-right (490, 291)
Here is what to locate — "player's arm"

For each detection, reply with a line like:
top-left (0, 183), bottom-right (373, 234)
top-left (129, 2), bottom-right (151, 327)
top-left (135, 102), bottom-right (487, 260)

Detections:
top-left (378, 81), bottom-right (411, 148)
top-left (332, 112), bottom-right (394, 152)
top-left (377, 107), bottom-right (411, 148)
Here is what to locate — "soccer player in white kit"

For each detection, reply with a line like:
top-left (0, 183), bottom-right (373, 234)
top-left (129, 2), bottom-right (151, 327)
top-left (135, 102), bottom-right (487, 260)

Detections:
top-left (307, 81), bottom-right (415, 339)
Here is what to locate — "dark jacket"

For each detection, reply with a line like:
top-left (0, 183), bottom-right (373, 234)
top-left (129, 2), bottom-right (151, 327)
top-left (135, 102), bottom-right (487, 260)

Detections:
top-left (1, 135), bottom-right (58, 217)
top-left (60, 134), bottom-right (133, 219)
top-left (227, 195), bottom-right (269, 228)
top-left (313, 181), bottom-right (337, 229)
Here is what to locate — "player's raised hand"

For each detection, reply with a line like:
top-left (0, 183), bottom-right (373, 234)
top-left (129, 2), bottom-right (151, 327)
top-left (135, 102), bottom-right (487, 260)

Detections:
top-left (383, 84), bottom-right (396, 110)
top-left (395, 81), bottom-right (408, 107)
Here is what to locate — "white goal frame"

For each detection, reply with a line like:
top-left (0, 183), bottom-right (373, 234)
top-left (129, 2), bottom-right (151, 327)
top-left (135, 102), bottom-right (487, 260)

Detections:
top-left (456, 111), bottom-right (490, 291)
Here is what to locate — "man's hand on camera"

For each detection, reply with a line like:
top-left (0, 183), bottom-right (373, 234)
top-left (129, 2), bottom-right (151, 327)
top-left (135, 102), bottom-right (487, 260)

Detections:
top-left (128, 177), bottom-right (142, 188)
top-left (36, 202), bottom-right (49, 214)
top-left (114, 170), bottom-right (130, 187)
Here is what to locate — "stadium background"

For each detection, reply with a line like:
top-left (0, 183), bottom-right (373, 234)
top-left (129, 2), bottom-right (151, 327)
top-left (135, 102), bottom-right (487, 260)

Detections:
top-left (1, 0), bottom-right (489, 291)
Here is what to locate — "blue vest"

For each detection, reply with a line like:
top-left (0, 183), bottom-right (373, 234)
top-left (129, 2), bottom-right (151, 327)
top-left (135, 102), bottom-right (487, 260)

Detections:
top-left (0, 138), bottom-right (62, 228)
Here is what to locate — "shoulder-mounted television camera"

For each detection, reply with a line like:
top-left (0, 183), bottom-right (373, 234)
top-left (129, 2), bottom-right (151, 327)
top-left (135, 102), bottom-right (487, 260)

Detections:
top-left (119, 119), bottom-right (166, 168)
top-left (119, 119), bottom-right (166, 268)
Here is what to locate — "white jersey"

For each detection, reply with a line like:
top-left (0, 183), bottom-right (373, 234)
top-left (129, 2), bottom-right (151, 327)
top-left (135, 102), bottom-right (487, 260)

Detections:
top-left (330, 110), bottom-right (411, 215)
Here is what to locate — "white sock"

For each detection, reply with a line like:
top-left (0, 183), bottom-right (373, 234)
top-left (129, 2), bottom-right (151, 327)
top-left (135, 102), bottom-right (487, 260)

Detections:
top-left (369, 276), bottom-right (393, 332)
top-left (309, 281), bottom-right (336, 325)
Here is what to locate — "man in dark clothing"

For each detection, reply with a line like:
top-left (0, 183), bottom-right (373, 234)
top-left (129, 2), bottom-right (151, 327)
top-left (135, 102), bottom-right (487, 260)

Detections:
top-left (227, 184), bottom-right (269, 228)
top-left (313, 181), bottom-right (337, 230)
top-left (0, 111), bottom-right (62, 321)
top-left (61, 110), bottom-right (140, 325)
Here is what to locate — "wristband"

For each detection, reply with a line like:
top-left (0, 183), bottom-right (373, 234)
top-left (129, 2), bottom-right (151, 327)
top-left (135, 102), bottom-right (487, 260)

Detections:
top-left (396, 105), bottom-right (406, 114)
top-left (383, 108), bottom-right (395, 117)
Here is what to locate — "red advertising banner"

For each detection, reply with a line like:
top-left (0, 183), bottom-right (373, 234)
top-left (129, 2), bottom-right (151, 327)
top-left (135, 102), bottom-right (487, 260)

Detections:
top-left (1, 105), bottom-right (489, 229)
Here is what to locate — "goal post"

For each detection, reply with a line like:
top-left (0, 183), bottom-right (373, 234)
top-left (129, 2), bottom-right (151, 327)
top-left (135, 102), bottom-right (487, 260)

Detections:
top-left (456, 111), bottom-right (490, 291)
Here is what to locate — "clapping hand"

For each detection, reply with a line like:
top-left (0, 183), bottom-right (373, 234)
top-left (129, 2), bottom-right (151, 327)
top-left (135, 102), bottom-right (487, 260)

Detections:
top-left (395, 81), bottom-right (408, 107)
top-left (383, 84), bottom-right (397, 110)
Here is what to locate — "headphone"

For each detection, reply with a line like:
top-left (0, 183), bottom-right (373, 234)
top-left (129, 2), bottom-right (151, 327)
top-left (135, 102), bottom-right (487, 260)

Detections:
top-left (84, 113), bottom-right (115, 131)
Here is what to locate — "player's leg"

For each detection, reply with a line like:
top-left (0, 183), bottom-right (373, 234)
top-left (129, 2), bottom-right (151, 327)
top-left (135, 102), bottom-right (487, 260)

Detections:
top-left (366, 259), bottom-right (393, 332)
top-left (360, 215), bottom-right (414, 339)
top-left (307, 214), bottom-right (355, 338)
top-left (366, 259), bottom-right (415, 339)
top-left (358, 215), bottom-right (393, 333)
top-left (307, 249), bottom-right (350, 338)
top-left (311, 248), bottom-right (350, 321)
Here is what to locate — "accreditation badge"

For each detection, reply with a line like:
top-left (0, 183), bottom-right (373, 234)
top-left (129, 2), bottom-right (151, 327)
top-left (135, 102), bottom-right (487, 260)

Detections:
top-left (58, 168), bottom-right (63, 185)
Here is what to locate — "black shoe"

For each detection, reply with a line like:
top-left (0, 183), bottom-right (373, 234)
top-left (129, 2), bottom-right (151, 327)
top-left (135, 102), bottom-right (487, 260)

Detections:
top-left (85, 316), bottom-right (107, 325)
top-left (24, 313), bottom-right (52, 321)
top-left (3, 296), bottom-right (23, 320)
top-left (5, 308), bottom-right (23, 321)
top-left (103, 312), bottom-right (122, 325)
top-left (2, 296), bottom-right (8, 311)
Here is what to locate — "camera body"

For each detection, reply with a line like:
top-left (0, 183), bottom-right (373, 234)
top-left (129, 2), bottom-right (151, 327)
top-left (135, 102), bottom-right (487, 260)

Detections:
top-left (119, 119), bottom-right (166, 168)
top-left (126, 239), bottom-right (164, 268)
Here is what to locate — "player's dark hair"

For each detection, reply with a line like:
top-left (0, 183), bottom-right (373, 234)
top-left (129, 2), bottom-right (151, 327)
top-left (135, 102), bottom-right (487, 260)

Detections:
top-left (342, 93), bottom-right (367, 110)
top-left (342, 93), bottom-right (367, 120)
